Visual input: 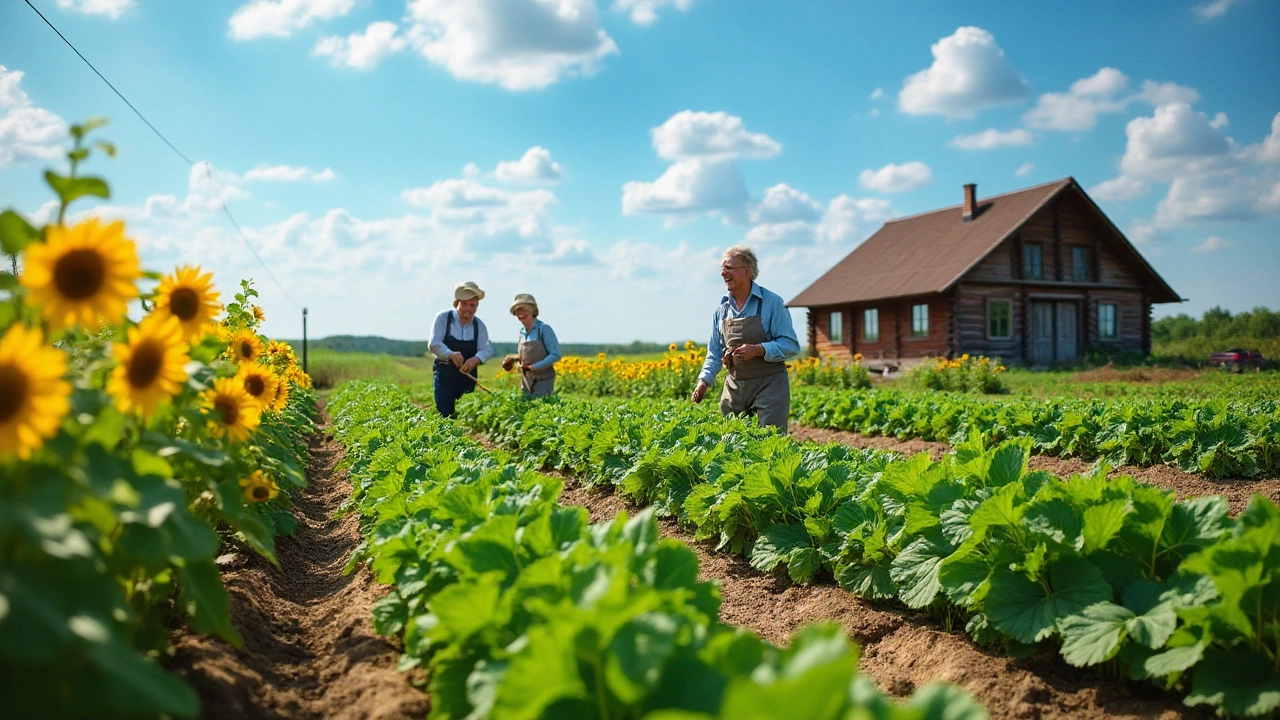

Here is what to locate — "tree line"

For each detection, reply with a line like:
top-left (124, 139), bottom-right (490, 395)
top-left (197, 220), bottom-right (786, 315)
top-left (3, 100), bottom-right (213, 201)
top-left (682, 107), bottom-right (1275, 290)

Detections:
top-left (283, 334), bottom-right (678, 358)
top-left (1152, 306), bottom-right (1280, 343)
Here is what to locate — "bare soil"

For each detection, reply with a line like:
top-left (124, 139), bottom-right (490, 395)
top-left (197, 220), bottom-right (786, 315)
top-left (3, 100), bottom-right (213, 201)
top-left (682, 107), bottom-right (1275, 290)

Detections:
top-left (789, 425), bottom-right (1279, 516)
top-left (167, 405), bottom-right (429, 720)
top-left (558, 476), bottom-right (1204, 720)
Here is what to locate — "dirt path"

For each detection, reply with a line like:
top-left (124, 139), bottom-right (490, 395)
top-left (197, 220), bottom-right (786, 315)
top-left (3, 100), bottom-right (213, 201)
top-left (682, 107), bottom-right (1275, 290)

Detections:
top-left (168, 405), bottom-right (429, 720)
top-left (790, 425), bottom-right (1279, 516)
top-left (559, 476), bottom-right (1203, 720)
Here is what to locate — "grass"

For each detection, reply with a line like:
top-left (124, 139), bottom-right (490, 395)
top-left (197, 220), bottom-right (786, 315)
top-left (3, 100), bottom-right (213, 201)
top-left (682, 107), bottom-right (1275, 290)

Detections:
top-left (306, 349), bottom-right (515, 389)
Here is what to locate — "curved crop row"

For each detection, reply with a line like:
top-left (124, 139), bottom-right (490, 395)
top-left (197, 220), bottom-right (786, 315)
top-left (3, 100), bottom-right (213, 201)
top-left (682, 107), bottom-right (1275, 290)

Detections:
top-left (463, 391), bottom-right (1280, 718)
top-left (791, 387), bottom-right (1280, 478)
top-left (330, 380), bottom-right (986, 720)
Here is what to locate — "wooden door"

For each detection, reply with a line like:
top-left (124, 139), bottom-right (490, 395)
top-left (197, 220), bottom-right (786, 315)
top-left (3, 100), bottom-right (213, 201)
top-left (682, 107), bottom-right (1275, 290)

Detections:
top-left (1055, 302), bottom-right (1078, 363)
top-left (1030, 302), bottom-right (1054, 365)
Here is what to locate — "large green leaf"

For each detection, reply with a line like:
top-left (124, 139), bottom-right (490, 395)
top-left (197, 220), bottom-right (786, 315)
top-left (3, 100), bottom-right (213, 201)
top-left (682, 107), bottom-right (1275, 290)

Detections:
top-left (749, 523), bottom-right (810, 573)
top-left (44, 171), bottom-right (110, 206)
top-left (0, 209), bottom-right (39, 254)
top-left (606, 612), bottom-right (681, 705)
top-left (1058, 602), bottom-right (1132, 666)
top-left (985, 558), bottom-right (1112, 644)
top-left (178, 559), bottom-right (243, 646)
top-left (1120, 580), bottom-right (1177, 649)
top-left (1081, 498), bottom-right (1132, 554)
top-left (890, 532), bottom-right (951, 609)
top-left (1186, 647), bottom-right (1280, 718)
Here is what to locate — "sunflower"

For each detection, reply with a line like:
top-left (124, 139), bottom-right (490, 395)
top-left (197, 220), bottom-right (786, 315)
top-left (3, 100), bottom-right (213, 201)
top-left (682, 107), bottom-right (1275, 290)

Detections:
top-left (107, 314), bottom-right (190, 417)
top-left (268, 373), bottom-right (291, 412)
top-left (251, 305), bottom-right (265, 324)
top-left (289, 367), bottom-right (312, 389)
top-left (227, 329), bottom-right (264, 364)
top-left (236, 363), bottom-right (280, 409)
top-left (202, 377), bottom-right (261, 442)
top-left (154, 265), bottom-right (221, 341)
top-left (0, 325), bottom-right (72, 460)
top-left (668, 343), bottom-right (677, 353)
top-left (238, 470), bottom-right (279, 504)
top-left (20, 218), bottom-right (141, 331)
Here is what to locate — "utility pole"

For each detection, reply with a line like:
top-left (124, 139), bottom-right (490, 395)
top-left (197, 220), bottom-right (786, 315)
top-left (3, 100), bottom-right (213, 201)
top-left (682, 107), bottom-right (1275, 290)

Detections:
top-left (302, 307), bottom-right (308, 374)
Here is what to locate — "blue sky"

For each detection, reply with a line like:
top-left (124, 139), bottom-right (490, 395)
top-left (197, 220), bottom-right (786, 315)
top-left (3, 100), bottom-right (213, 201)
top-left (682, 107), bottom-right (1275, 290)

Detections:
top-left (1, 0), bottom-right (1277, 344)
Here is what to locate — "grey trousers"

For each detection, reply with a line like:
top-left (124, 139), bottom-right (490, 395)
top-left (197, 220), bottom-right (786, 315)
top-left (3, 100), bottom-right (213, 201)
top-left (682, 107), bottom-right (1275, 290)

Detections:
top-left (720, 371), bottom-right (790, 434)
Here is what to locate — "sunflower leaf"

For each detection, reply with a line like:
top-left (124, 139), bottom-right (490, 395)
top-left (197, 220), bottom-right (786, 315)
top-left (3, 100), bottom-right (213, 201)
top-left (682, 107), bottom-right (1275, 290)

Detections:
top-left (0, 210), bottom-right (39, 254)
top-left (44, 171), bottom-right (110, 207)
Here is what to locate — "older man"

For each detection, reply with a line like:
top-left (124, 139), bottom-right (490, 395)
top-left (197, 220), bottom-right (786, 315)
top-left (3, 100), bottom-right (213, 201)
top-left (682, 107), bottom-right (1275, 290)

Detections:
top-left (429, 281), bottom-right (494, 417)
top-left (691, 246), bottom-right (800, 433)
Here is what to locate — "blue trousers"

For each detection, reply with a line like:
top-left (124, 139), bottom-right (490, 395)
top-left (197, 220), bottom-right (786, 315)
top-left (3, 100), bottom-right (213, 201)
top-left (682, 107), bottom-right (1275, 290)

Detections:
top-left (434, 364), bottom-right (476, 417)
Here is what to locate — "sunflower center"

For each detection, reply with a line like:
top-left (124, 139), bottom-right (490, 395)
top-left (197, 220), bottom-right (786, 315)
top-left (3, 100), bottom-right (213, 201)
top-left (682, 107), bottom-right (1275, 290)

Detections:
top-left (245, 375), bottom-right (266, 397)
top-left (0, 364), bottom-right (30, 422)
top-left (215, 396), bottom-right (239, 425)
top-left (252, 485), bottom-right (270, 501)
top-left (127, 340), bottom-right (165, 389)
top-left (239, 341), bottom-right (255, 359)
top-left (53, 249), bottom-right (106, 300)
top-left (169, 288), bottom-right (200, 321)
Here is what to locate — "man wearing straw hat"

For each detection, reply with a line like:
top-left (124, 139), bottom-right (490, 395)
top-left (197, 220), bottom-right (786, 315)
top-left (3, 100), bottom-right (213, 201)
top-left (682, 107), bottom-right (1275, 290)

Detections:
top-left (501, 293), bottom-right (561, 397)
top-left (691, 245), bottom-right (800, 434)
top-left (429, 281), bottom-right (494, 417)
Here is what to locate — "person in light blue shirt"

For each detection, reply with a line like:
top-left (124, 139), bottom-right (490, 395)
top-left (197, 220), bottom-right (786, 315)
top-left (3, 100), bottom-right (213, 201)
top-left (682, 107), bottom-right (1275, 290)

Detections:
top-left (501, 293), bottom-right (561, 397)
top-left (692, 246), bottom-right (800, 433)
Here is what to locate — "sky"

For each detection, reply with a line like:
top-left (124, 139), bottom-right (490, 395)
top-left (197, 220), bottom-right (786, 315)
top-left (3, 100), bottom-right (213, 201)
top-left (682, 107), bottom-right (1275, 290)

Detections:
top-left (1, 0), bottom-right (1277, 345)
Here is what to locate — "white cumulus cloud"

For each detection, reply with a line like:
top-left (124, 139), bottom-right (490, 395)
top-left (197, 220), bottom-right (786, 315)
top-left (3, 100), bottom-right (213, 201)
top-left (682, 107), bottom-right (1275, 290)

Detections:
top-left (1193, 0), bottom-right (1248, 21)
top-left (750, 184), bottom-right (823, 225)
top-left (898, 26), bottom-right (1031, 119)
top-left (613, 0), bottom-right (694, 26)
top-left (404, 0), bottom-right (619, 91)
top-left (229, 0), bottom-right (356, 40)
top-left (858, 162), bottom-right (933, 194)
top-left (1015, 163), bottom-right (1035, 177)
top-left (0, 66), bottom-right (69, 168)
top-left (313, 21), bottom-right (407, 70)
top-left (243, 164), bottom-right (336, 182)
top-left (651, 110), bottom-right (781, 161)
top-left (1023, 68), bottom-right (1129, 132)
top-left (747, 193), bottom-right (893, 247)
top-left (622, 159), bottom-right (749, 224)
top-left (1191, 236), bottom-right (1233, 253)
top-left (55, 0), bottom-right (133, 18)
top-left (949, 128), bottom-right (1033, 150)
top-left (1090, 175), bottom-right (1150, 202)
top-left (1119, 103), bottom-right (1235, 180)
top-left (1137, 80), bottom-right (1201, 107)
top-left (494, 146), bottom-right (564, 183)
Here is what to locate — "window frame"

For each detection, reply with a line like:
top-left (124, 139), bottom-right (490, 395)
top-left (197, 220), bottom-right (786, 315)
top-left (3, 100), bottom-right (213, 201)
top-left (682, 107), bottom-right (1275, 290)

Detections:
top-left (987, 298), bottom-right (1012, 340)
top-left (911, 303), bottom-right (929, 337)
top-left (828, 310), bottom-right (843, 344)
top-left (1023, 243), bottom-right (1044, 280)
top-left (863, 308), bottom-right (879, 341)
top-left (1071, 246), bottom-right (1092, 282)
top-left (1098, 302), bottom-right (1118, 341)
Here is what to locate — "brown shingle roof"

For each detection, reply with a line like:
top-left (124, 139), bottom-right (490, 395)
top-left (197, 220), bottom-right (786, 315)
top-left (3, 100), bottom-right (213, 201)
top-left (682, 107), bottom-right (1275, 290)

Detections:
top-left (787, 178), bottom-right (1181, 308)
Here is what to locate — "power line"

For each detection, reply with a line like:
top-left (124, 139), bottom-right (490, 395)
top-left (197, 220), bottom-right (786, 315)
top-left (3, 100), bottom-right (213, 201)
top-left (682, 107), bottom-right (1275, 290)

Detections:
top-left (23, 0), bottom-right (302, 311)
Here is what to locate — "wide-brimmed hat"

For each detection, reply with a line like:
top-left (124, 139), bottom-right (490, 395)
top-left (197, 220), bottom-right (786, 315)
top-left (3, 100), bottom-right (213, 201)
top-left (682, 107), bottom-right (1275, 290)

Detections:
top-left (509, 293), bottom-right (539, 317)
top-left (453, 281), bottom-right (485, 305)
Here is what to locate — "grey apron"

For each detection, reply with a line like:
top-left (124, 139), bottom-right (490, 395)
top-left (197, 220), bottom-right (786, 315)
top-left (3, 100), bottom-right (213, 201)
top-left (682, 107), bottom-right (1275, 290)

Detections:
top-left (518, 326), bottom-right (555, 397)
top-left (719, 297), bottom-right (790, 433)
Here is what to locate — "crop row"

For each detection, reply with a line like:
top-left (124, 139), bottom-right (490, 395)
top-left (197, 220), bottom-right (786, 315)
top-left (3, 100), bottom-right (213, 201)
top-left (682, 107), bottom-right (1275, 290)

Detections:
top-left (791, 387), bottom-right (1280, 478)
top-left (329, 380), bottom-right (986, 720)
top-left (462, 391), bottom-right (1280, 718)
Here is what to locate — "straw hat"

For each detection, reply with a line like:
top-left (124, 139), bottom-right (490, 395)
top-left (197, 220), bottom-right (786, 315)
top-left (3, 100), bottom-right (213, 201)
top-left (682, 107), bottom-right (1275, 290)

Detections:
top-left (453, 281), bottom-right (485, 305)
top-left (509, 293), bottom-right (539, 317)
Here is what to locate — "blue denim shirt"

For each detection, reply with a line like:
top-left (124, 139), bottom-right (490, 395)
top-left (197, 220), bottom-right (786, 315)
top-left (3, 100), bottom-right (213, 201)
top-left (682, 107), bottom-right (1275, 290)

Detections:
top-left (519, 320), bottom-right (562, 371)
top-left (698, 282), bottom-right (800, 384)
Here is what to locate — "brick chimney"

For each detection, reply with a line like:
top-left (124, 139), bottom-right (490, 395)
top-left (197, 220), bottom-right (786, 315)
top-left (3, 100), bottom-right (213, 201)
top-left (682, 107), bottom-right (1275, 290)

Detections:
top-left (962, 183), bottom-right (977, 222)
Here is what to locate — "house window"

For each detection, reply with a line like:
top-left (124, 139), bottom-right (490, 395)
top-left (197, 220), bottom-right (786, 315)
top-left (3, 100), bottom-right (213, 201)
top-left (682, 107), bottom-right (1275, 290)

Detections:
top-left (1072, 246), bottom-right (1092, 282)
top-left (829, 310), bottom-right (843, 343)
top-left (988, 299), bottom-right (1011, 339)
top-left (1099, 303), bottom-right (1118, 340)
top-left (1023, 244), bottom-right (1044, 279)
top-left (863, 308), bottom-right (879, 341)
top-left (911, 303), bottom-right (929, 337)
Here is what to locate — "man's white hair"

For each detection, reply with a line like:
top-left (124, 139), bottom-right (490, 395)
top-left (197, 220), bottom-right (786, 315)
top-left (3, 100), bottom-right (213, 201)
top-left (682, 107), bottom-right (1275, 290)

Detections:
top-left (723, 245), bottom-right (759, 280)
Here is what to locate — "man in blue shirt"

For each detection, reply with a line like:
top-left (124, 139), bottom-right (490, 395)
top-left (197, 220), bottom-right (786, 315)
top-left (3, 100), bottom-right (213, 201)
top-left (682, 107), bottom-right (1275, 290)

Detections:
top-left (692, 245), bottom-right (801, 433)
top-left (429, 281), bottom-right (494, 417)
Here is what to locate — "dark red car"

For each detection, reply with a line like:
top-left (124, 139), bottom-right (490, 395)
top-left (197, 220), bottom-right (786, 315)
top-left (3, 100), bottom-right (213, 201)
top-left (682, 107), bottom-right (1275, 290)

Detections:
top-left (1210, 348), bottom-right (1267, 371)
